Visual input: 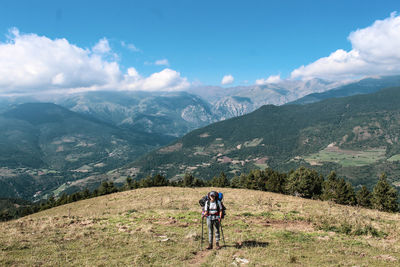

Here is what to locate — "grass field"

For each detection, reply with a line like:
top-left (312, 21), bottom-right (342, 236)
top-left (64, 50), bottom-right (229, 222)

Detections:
top-left (304, 147), bottom-right (386, 167)
top-left (387, 154), bottom-right (400, 162)
top-left (254, 163), bottom-right (269, 170)
top-left (1, 187), bottom-right (399, 266)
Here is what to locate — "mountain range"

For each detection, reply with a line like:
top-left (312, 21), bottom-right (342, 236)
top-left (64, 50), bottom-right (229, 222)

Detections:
top-left (55, 91), bottom-right (218, 137)
top-left (2, 75), bottom-right (400, 200)
top-left (0, 103), bottom-right (173, 200)
top-left (290, 75), bottom-right (400, 105)
top-left (128, 86), bottom-right (400, 190)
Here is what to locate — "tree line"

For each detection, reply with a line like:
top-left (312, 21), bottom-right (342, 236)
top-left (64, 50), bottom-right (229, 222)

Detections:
top-left (210, 167), bottom-right (398, 212)
top-left (1, 166), bottom-right (398, 221)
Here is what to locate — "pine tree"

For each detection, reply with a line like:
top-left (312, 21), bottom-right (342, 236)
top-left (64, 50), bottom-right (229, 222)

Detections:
top-left (83, 188), bottom-right (90, 199)
top-left (356, 185), bottom-right (372, 208)
top-left (252, 169), bottom-right (265, 191)
top-left (321, 171), bottom-right (338, 201)
top-left (92, 189), bottom-right (99, 197)
top-left (183, 173), bottom-right (195, 187)
top-left (238, 173), bottom-right (247, 188)
top-left (125, 177), bottom-right (133, 190)
top-left (264, 168), bottom-right (287, 193)
top-left (244, 171), bottom-right (258, 190)
top-left (141, 176), bottom-right (154, 187)
top-left (372, 173), bottom-right (399, 212)
top-left (230, 175), bottom-right (241, 188)
top-left (152, 174), bottom-right (169, 186)
top-left (132, 180), bottom-right (140, 189)
top-left (192, 178), bottom-right (205, 187)
top-left (210, 172), bottom-right (230, 187)
top-left (286, 167), bottom-right (323, 199)
top-left (57, 193), bottom-right (68, 205)
top-left (47, 196), bottom-right (56, 208)
top-left (98, 181), bottom-right (110, 195)
top-left (335, 179), bottom-right (356, 205)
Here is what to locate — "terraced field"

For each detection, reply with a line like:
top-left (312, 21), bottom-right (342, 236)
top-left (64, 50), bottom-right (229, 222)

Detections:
top-left (304, 145), bottom-right (386, 167)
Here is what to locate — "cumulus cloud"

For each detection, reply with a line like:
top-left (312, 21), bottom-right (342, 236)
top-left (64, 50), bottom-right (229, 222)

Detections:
top-left (291, 12), bottom-right (400, 80)
top-left (122, 68), bottom-right (189, 91)
top-left (221, 74), bottom-right (234, 85)
top-left (0, 29), bottom-right (120, 94)
top-left (154, 59), bottom-right (169, 66)
top-left (92, 38), bottom-right (111, 54)
top-left (255, 75), bottom-right (282, 85)
top-left (0, 29), bottom-right (189, 95)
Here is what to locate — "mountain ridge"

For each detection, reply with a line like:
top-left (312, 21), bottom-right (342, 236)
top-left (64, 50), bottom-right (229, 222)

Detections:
top-left (0, 103), bottom-right (174, 200)
top-left (289, 75), bottom-right (400, 105)
top-left (127, 86), bottom-right (400, 189)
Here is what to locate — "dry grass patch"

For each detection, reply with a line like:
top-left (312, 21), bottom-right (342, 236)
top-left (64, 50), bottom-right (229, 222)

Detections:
top-left (1, 187), bottom-right (400, 266)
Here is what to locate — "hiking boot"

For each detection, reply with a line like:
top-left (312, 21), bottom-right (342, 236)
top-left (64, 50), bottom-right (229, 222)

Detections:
top-left (206, 243), bottom-right (213, 250)
top-left (215, 242), bottom-right (221, 250)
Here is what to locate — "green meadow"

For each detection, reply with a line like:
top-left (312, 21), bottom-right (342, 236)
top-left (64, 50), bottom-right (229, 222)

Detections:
top-left (304, 147), bottom-right (386, 167)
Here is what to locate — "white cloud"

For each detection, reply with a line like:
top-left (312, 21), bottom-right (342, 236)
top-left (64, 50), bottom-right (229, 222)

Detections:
top-left (122, 68), bottom-right (189, 92)
top-left (0, 30), bottom-right (120, 94)
top-left (0, 29), bottom-right (189, 95)
top-left (221, 74), bottom-right (234, 85)
top-left (255, 75), bottom-right (282, 85)
top-left (154, 59), bottom-right (169, 66)
top-left (121, 41), bottom-right (140, 52)
top-left (92, 38), bottom-right (111, 54)
top-left (291, 12), bottom-right (400, 80)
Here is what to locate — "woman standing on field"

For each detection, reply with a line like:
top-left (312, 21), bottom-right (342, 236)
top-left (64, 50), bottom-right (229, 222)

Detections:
top-left (202, 191), bottom-right (223, 250)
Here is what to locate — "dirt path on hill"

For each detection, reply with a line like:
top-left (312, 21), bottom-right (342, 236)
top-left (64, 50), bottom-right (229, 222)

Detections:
top-left (189, 249), bottom-right (214, 266)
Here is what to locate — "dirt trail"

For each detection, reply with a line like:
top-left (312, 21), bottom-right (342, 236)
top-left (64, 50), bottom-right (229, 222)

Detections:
top-left (189, 249), bottom-right (214, 266)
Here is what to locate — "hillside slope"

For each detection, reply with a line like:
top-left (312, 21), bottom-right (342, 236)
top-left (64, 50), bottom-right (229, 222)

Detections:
top-left (290, 75), bottom-right (400, 105)
top-left (0, 187), bottom-right (399, 266)
top-left (129, 86), bottom-right (400, 189)
top-left (0, 103), bottom-right (173, 200)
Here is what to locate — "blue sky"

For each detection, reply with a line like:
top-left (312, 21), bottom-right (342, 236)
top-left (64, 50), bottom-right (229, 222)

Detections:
top-left (0, 0), bottom-right (399, 93)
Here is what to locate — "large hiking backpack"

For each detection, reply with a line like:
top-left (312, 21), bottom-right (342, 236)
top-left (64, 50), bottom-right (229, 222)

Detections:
top-left (199, 191), bottom-right (226, 218)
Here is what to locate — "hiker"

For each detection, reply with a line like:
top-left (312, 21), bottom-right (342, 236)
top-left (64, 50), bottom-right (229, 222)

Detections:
top-left (202, 191), bottom-right (223, 250)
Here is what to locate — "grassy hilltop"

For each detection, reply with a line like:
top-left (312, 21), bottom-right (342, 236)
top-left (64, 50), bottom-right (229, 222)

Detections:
top-left (1, 187), bottom-right (400, 266)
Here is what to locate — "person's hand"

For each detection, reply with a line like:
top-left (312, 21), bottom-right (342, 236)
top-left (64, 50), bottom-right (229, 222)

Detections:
top-left (218, 217), bottom-right (221, 222)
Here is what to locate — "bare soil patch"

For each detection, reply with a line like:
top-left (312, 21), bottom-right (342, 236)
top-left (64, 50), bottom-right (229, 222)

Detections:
top-left (159, 143), bottom-right (183, 153)
top-left (189, 249), bottom-right (213, 266)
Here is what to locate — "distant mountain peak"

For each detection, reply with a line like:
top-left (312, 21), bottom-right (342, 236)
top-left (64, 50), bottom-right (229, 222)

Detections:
top-left (3, 103), bottom-right (78, 125)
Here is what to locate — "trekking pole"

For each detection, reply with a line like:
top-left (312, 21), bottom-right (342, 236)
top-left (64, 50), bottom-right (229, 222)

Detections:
top-left (201, 215), bottom-right (204, 249)
top-left (220, 221), bottom-right (226, 247)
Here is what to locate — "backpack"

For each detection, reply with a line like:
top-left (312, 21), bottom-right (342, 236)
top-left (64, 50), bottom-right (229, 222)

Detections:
top-left (199, 191), bottom-right (226, 218)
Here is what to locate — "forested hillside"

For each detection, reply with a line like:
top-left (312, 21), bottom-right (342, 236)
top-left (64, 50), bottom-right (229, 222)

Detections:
top-left (0, 103), bottom-right (173, 200)
top-left (130, 86), bottom-right (400, 189)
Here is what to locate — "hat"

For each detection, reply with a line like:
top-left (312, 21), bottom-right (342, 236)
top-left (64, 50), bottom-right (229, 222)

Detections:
top-left (210, 191), bottom-right (217, 197)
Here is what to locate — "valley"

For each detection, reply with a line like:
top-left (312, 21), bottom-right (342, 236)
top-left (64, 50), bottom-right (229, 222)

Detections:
top-left (2, 76), bottom-right (400, 201)
top-left (129, 86), bottom-right (400, 191)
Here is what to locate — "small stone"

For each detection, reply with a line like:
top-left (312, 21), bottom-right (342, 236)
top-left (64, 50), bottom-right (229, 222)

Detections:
top-left (185, 232), bottom-right (198, 239)
top-left (235, 257), bottom-right (249, 265)
top-left (374, 255), bottom-right (397, 262)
